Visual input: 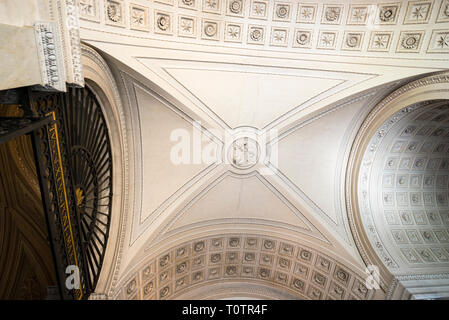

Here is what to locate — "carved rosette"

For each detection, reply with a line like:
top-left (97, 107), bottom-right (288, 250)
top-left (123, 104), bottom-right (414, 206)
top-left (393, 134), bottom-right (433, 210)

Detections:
top-left (397, 32), bottom-right (424, 52)
top-left (297, 33), bottom-right (309, 45)
top-left (107, 4), bottom-right (121, 22)
top-left (343, 32), bottom-right (363, 50)
top-left (346, 35), bottom-right (359, 47)
top-left (377, 4), bottom-right (399, 24)
top-left (202, 20), bottom-right (219, 40)
top-left (248, 26), bottom-right (264, 44)
top-left (158, 16), bottom-right (169, 30)
top-left (276, 5), bottom-right (289, 19)
top-left (182, 0), bottom-right (194, 6)
top-left (325, 7), bottom-right (340, 22)
top-left (228, 137), bottom-right (259, 169)
top-left (204, 23), bottom-right (217, 37)
top-left (380, 7), bottom-right (394, 21)
top-left (401, 35), bottom-right (419, 49)
top-left (229, 0), bottom-right (242, 14)
top-left (155, 11), bottom-right (172, 34)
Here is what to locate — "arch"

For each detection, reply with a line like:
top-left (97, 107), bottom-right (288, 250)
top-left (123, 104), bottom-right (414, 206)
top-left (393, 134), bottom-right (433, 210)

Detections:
top-left (80, 44), bottom-right (132, 297)
top-left (346, 71), bottom-right (449, 291)
top-left (113, 233), bottom-right (377, 300)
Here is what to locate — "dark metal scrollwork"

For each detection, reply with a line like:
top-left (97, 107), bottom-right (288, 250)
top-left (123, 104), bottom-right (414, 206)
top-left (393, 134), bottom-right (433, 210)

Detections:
top-left (26, 86), bottom-right (112, 299)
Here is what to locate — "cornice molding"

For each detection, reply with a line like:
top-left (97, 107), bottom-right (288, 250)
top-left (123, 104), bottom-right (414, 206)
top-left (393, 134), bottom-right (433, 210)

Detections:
top-left (34, 22), bottom-right (67, 91)
top-left (49, 0), bottom-right (85, 86)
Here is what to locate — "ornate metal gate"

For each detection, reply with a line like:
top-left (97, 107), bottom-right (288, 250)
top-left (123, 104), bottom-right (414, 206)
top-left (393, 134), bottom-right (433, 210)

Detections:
top-left (0, 86), bottom-right (113, 299)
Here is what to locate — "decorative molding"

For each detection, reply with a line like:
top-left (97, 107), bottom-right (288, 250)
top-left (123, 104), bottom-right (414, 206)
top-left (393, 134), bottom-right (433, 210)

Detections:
top-left (396, 30), bottom-right (425, 53)
top-left (116, 234), bottom-right (375, 300)
top-left (179, 0), bottom-right (198, 10)
top-left (436, 0), bottom-right (449, 23)
top-left (105, 0), bottom-right (126, 27)
top-left (203, 0), bottom-right (222, 15)
top-left (250, 0), bottom-right (268, 20)
top-left (403, 0), bottom-right (434, 24)
top-left (386, 277), bottom-right (400, 299)
top-left (342, 31), bottom-right (365, 51)
top-left (247, 24), bottom-right (265, 45)
top-left (387, 273), bottom-right (449, 299)
top-left (226, 0), bottom-right (245, 17)
top-left (345, 71), bottom-right (449, 292)
top-left (49, 0), bottom-right (84, 87)
top-left (224, 22), bottom-right (243, 43)
top-left (273, 2), bottom-right (292, 22)
top-left (201, 19), bottom-right (220, 41)
top-left (293, 29), bottom-right (313, 49)
top-left (347, 5), bottom-right (370, 25)
top-left (80, 45), bottom-right (131, 299)
top-left (155, 0), bottom-right (174, 5)
top-left (270, 27), bottom-right (289, 47)
top-left (154, 10), bottom-right (173, 35)
top-left (297, 3), bottom-right (318, 24)
top-left (368, 31), bottom-right (394, 52)
top-left (34, 22), bottom-right (66, 92)
top-left (63, 0), bottom-right (84, 86)
top-left (79, 0), bottom-right (100, 22)
top-left (317, 30), bottom-right (338, 50)
top-left (129, 3), bottom-right (150, 32)
top-left (357, 100), bottom-right (449, 268)
top-left (228, 138), bottom-right (259, 169)
top-left (427, 30), bottom-right (449, 53)
top-left (321, 4), bottom-right (344, 25)
top-left (88, 292), bottom-right (109, 300)
top-left (178, 15), bottom-right (197, 38)
top-left (396, 272), bottom-right (449, 281)
top-left (375, 2), bottom-right (401, 25)
top-left (77, 0), bottom-right (449, 56)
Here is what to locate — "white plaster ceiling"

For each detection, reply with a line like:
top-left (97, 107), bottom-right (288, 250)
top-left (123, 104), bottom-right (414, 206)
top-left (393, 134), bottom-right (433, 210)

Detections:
top-left (114, 233), bottom-right (378, 300)
top-left (358, 100), bottom-right (449, 275)
top-left (76, 0), bottom-right (449, 299)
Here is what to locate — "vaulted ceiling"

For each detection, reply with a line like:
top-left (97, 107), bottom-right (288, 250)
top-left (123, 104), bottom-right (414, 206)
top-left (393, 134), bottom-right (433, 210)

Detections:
top-left (76, 0), bottom-right (449, 299)
top-left (358, 100), bottom-right (449, 274)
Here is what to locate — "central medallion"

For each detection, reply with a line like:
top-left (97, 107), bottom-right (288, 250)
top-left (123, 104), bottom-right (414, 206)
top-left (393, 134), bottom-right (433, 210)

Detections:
top-left (228, 137), bottom-right (260, 169)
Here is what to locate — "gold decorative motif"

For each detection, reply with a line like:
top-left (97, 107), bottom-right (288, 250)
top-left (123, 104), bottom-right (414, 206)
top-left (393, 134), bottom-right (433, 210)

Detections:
top-left (75, 187), bottom-right (85, 207)
top-left (46, 113), bottom-right (82, 299)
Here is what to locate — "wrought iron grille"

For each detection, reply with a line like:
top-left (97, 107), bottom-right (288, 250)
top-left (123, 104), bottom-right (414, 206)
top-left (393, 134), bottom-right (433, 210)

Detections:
top-left (60, 86), bottom-right (113, 293)
top-left (22, 85), bottom-right (113, 299)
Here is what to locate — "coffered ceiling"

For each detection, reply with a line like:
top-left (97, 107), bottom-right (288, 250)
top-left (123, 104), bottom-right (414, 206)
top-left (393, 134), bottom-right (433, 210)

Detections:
top-left (78, 0), bottom-right (449, 57)
top-left (358, 100), bottom-right (449, 274)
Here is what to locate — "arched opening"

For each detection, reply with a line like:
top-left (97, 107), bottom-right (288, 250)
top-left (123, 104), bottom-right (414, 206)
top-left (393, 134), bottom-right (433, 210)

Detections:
top-left (358, 100), bottom-right (449, 271)
top-left (0, 83), bottom-right (114, 299)
top-left (346, 71), bottom-right (449, 299)
top-left (61, 86), bottom-right (113, 293)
